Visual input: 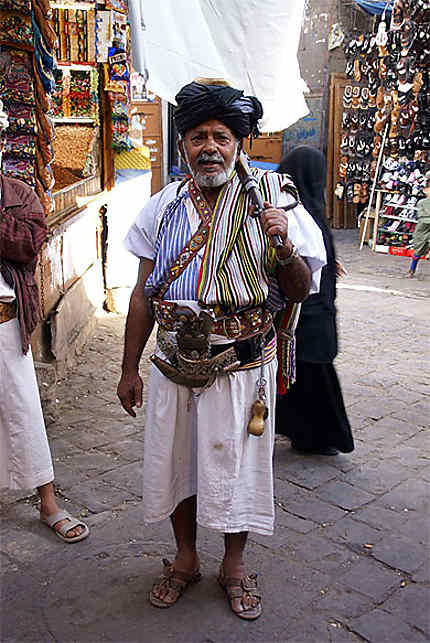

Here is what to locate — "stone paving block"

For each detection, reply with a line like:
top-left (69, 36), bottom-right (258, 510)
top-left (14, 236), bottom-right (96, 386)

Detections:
top-left (344, 412), bottom-right (373, 431)
top-left (95, 437), bottom-right (145, 463)
top-left (100, 461), bottom-right (144, 497)
top-left (342, 462), bottom-right (409, 495)
top-left (275, 490), bottom-right (345, 524)
top-left (275, 505), bottom-right (317, 534)
top-left (275, 456), bottom-right (340, 490)
top-left (378, 479), bottom-right (430, 512)
top-left (412, 562), bottom-right (430, 584)
top-left (349, 608), bottom-right (427, 642)
top-left (397, 515), bottom-right (430, 545)
top-left (318, 515), bottom-right (384, 548)
top-left (391, 404), bottom-right (430, 429)
top-left (420, 465), bottom-right (430, 483)
top-left (370, 534), bottom-right (428, 574)
top-left (92, 418), bottom-right (145, 441)
top-left (315, 583), bottom-right (374, 619)
top-left (63, 428), bottom-right (112, 451)
top-left (383, 447), bottom-right (430, 474)
top-left (381, 584), bottom-right (430, 637)
top-left (337, 558), bottom-right (401, 601)
top-left (51, 457), bottom-right (90, 489)
top-left (356, 422), bottom-right (414, 446)
top-left (284, 532), bottom-right (360, 576)
top-left (51, 410), bottom-right (94, 427)
top-left (384, 385), bottom-right (425, 405)
top-left (62, 477), bottom-right (138, 513)
top-left (349, 397), bottom-right (409, 421)
top-left (366, 414), bottom-right (420, 439)
top-left (314, 480), bottom-right (376, 511)
top-left (351, 503), bottom-right (409, 532)
top-left (48, 435), bottom-right (84, 460)
top-left (402, 431), bottom-right (430, 451)
top-left (58, 450), bottom-right (119, 478)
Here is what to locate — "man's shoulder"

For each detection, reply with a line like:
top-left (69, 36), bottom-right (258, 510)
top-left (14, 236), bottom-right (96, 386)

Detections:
top-left (154, 180), bottom-right (185, 202)
top-left (1, 175), bottom-right (41, 211)
top-left (253, 168), bottom-right (298, 202)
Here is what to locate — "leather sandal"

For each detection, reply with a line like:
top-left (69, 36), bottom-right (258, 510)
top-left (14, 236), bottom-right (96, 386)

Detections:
top-left (218, 565), bottom-right (262, 621)
top-left (149, 558), bottom-right (201, 608)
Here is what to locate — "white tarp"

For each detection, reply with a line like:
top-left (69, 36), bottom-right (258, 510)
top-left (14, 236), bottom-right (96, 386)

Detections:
top-left (128, 0), bottom-right (309, 132)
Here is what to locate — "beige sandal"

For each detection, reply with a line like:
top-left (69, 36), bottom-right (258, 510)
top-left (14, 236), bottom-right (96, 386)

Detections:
top-left (218, 564), bottom-right (262, 620)
top-left (149, 558), bottom-right (201, 608)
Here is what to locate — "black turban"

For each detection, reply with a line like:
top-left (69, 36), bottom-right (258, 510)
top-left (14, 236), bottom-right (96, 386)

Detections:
top-left (174, 81), bottom-right (263, 139)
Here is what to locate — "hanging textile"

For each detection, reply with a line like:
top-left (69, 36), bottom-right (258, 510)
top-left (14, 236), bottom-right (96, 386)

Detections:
top-left (128, 0), bottom-right (309, 133)
top-left (353, 1), bottom-right (393, 16)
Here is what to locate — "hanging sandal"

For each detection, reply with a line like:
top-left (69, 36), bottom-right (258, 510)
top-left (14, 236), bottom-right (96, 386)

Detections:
top-left (149, 558), bottom-right (201, 608)
top-left (218, 565), bottom-right (262, 621)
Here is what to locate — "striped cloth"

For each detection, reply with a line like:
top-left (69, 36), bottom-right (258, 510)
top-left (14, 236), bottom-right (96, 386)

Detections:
top-left (145, 169), bottom-right (293, 311)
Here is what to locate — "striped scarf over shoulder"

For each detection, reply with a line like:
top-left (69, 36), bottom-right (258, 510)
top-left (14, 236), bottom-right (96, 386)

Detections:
top-left (197, 168), bottom-right (294, 311)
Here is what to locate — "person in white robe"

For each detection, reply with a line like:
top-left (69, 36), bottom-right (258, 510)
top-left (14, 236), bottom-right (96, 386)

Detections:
top-left (118, 79), bottom-right (326, 619)
top-left (0, 99), bottom-right (89, 543)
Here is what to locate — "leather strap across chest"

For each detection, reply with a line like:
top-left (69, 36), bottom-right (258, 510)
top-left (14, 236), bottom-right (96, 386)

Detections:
top-left (157, 180), bottom-right (212, 299)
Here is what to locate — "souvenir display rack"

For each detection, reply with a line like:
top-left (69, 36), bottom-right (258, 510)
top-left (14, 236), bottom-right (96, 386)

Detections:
top-left (337, 0), bottom-right (430, 255)
top-left (0, 0), bottom-right (57, 215)
top-left (1, 0), bottom-right (133, 213)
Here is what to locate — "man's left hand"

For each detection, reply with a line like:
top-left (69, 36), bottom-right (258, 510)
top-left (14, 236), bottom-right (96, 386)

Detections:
top-left (260, 201), bottom-right (288, 246)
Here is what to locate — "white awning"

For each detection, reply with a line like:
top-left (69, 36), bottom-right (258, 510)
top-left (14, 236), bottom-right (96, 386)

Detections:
top-left (128, 0), bottom-right (309, 132)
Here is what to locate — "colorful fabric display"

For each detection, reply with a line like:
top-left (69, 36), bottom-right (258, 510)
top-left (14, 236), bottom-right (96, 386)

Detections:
top-left (1, 0), bottom-right (32, 15)
top-left (2, 156), bottom-right (35, 186)
top-left (105, 0), bottom-right (128, 14)
top-left (70, 70), bottom-right (91, 117)
top-left (0, 57), bottom-right (35, 106)
top-left (52, 70), bottom-right (64, 117)
top-left (6, 104), bottom-right (37, 135)
top-left (4, 132), bottom-right (36, 159)
top-left (53, 8), bottom-right (96, 64)
top-left (0, 12), bottom-right (33, 50)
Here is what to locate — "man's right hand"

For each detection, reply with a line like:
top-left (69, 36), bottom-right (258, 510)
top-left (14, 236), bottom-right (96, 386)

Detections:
top-left (117, 371), bottom-right (143, 417)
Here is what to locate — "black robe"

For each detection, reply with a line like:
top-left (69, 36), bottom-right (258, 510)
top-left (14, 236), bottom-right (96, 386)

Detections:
top-left (275, 146), bottom-right (354, 453)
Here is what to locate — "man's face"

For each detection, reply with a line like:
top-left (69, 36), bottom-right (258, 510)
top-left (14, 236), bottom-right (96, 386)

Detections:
top-left (181, 119), bottom-right (240, 188)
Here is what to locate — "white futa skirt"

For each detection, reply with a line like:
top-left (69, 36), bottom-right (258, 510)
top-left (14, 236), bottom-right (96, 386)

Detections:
top-left (0, 318), bottom-right (54, 490)
top-left (142, 355), bottom-right (277, 536)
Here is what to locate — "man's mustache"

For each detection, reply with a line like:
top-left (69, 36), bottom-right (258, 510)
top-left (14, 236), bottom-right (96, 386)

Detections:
top-left (197, 152), bottom-right (224, 164)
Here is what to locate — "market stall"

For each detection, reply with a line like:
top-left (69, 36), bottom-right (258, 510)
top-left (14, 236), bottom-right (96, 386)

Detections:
top-left (334, 0), bottom-right (430, 258)
top-left (0, 0), bottom-right (146, 369)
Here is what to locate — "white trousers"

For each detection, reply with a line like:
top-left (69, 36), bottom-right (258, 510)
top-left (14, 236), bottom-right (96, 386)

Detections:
top-left (0, 319), bottom-right (54, 490)
top-left (143, 357), bottom-right (277, 536)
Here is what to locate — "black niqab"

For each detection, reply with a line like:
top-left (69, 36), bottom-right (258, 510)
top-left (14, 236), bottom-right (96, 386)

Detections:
top-left (278, 145), bottom-right (337, 362)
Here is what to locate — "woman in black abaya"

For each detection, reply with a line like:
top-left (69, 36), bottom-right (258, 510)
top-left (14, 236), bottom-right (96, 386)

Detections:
top-left (275, 145), bottom-right (354, 455)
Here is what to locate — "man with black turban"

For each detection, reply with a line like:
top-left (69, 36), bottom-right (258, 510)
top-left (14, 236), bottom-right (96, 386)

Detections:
top-left (118, 79), bottom-right (326, 619)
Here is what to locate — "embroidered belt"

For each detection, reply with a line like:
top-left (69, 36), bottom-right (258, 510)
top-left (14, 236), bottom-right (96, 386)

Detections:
top-left (152, 299), bottom-right (273, 341)
top-left (0, 301), bottom-right (16, 324)
top-left (152, 326), bottom-right (275, 389)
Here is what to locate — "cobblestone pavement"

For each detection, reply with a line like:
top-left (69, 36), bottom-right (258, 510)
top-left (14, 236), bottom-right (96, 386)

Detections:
top-left (1, 230), bottom-right (429, 643)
